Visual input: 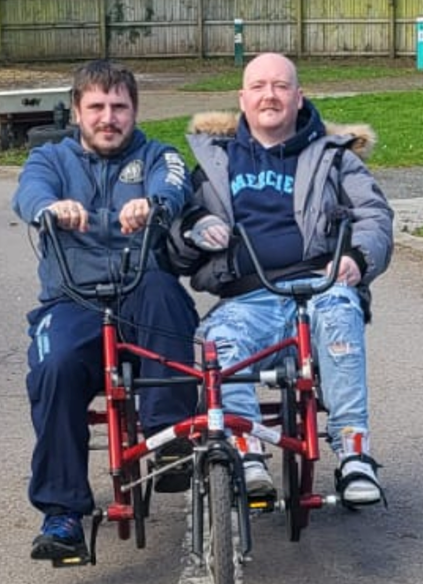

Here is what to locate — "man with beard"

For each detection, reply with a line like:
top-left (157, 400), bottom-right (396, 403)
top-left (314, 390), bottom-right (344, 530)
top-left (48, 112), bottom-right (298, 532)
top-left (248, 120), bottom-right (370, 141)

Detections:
top-left (13, 59), bottom-right (198, 561)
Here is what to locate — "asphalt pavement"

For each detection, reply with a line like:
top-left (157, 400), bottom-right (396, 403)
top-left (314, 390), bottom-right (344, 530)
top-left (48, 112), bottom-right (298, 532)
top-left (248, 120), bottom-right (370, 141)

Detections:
top-left (2, 163), bottom-right (423, 584)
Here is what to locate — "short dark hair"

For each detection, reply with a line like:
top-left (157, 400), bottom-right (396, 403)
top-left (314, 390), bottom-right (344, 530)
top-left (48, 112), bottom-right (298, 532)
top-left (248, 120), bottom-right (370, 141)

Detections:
top-left (72, 59), bottom-right (138, 110)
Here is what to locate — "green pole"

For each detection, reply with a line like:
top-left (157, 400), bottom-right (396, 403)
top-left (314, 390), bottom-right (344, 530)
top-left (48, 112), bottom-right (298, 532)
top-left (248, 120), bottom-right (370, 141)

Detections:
top-left (234, 18), bottom-right (244, 67)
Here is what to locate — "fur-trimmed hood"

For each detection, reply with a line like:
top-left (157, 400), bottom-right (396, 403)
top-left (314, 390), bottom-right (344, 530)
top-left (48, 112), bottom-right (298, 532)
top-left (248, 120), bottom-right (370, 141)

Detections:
top-left (187, 109), bottom-right (376, 161)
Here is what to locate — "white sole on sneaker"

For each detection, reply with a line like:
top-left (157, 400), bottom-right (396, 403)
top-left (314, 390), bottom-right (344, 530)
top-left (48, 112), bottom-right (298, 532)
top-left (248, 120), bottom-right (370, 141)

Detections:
top-left (340, 458), bottom-right (381, 504)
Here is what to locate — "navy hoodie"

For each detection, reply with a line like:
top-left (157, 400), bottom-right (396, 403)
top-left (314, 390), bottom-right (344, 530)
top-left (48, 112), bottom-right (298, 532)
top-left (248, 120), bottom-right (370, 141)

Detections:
top-left (13, 128), bottom-right (192, 302)
top-left (227, 99), bottom-right (325, 276)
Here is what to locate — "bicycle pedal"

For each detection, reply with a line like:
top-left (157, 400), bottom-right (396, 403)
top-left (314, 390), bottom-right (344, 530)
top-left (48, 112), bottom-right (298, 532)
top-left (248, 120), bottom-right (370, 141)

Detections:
top-left (52, 553), bottom-right (91, 568)
top-left (248, 495), bottom-right (276, 513)
top-left (155, 455), bottom-right (188, 467)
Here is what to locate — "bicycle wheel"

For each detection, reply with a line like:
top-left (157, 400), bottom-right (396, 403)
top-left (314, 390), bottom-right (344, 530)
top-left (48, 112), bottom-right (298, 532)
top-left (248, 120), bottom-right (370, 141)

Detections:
top-left (207, 462), bottom-right (235, 584)
top-left (281, 384), bottom-right (302, 542)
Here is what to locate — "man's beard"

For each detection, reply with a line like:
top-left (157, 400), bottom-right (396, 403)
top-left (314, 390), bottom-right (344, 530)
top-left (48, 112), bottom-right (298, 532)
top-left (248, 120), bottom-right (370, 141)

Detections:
top-left (82, 124), bottom-right (134, 157)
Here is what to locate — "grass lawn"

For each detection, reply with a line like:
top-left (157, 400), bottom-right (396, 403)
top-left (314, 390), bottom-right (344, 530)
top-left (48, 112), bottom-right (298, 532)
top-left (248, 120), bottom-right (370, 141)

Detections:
top-left (180, 60), bottom-right (419, 92)
top-left (140, 90), bottom-right (423, 169)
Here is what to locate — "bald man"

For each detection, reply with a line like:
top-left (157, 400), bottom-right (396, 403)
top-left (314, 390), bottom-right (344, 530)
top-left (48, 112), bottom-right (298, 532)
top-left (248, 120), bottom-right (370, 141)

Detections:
top-left (169, 53), bottom-right (393, 508)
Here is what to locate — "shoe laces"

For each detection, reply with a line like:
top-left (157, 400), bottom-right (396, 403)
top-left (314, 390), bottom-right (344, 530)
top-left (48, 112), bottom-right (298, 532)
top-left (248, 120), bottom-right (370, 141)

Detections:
top-left (42, 512), bottom-right (83, 541)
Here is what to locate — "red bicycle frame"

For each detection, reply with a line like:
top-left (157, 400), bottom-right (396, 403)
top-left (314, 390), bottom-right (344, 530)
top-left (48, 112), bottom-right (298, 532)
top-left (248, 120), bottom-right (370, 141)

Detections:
top-left (41, 206), bottom-right (351, 562)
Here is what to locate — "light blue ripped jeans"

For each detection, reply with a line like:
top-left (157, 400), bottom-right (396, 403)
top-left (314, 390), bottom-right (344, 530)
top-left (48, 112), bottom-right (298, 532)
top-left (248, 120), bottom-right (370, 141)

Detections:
top-left (198, 280), bottom-right (368, 453)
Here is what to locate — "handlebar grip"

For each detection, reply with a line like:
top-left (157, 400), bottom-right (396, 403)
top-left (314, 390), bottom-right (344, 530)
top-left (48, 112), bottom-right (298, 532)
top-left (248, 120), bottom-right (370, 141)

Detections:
top-left (39, 209), bottom-right (78, 293)
top-left (146, 196), bottom-right (171, 229)
top-left (39, 208), bottom-right (57, 230)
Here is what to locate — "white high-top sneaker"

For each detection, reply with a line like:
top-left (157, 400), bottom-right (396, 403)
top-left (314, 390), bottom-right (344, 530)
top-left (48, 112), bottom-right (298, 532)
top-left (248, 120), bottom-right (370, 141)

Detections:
top-left (335, 428), bottom-right (386, 507)
top-left (231, 434), bottom-right (276, 497)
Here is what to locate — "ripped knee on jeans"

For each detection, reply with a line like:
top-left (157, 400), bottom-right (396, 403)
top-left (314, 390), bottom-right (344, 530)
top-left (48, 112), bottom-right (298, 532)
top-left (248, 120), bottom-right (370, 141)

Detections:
top-left (328, 342), bottom-right (352, 355)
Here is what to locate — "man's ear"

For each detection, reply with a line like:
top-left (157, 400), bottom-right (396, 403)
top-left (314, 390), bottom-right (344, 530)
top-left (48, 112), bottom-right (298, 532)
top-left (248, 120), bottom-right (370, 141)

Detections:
top-left (297, 88), bottom-right (304, 110)
top-left (238, 89), bottom-right (245, 112)
top-left (73, 105), bottom-right (80, 124)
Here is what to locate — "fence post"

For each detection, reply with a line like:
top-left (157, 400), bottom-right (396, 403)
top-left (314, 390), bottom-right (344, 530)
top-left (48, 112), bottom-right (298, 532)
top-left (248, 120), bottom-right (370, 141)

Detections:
top-left (234, 18), bottom-right (244, 66)
top-left (417, 17), bottom-right (423, 70)
top-left (296, 0), bottom-right (303, 58)
top-left (0, 0), bottom-right (3, 61)
top-left (98, 0), bottom-right (107, 59)
top-left (197, 0), bottom-right (204, 58)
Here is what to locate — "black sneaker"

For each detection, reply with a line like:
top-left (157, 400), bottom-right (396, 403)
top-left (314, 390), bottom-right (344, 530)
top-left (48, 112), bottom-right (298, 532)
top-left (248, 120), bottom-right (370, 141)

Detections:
top-left (154, 438), bottom-right (193, 493)
top-left (31, 512), bottom-right (89, 562)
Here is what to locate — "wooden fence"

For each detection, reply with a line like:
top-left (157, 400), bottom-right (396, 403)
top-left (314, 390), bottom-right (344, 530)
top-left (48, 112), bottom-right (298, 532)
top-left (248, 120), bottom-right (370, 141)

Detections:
top-left (0, 0), bottom-right (422, 62)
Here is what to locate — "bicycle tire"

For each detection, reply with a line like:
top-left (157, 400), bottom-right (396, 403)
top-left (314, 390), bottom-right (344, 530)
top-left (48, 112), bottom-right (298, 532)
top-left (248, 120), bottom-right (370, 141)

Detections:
top-left (296, 391), bottom-right (315, 531)
top-left (207, 462), bottom-right (235, 584)
top-left (27, 124), bottom-right (76, 148)
top-left (122, 361), bottom-right (146, 549)
top-left (282, 384), bottom-right (303, 542)
top-left (0, 124), bottom-right (10, 150)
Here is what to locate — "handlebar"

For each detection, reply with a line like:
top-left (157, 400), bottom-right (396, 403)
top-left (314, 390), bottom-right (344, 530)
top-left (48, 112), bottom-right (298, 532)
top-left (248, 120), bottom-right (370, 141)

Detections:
top-left (233, 216), bottom-right (352, 300)
top-left (40, 201), bottom-right (169, 301)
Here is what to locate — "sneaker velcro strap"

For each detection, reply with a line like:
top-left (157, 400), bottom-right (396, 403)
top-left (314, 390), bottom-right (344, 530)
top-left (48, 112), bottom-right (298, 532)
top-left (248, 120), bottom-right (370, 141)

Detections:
top-left (243, 453), bottom-right (265, 464)
top-left (338, 453), bottom-right (382, 473)
top-left (335, 454), bottom-right (387, 508)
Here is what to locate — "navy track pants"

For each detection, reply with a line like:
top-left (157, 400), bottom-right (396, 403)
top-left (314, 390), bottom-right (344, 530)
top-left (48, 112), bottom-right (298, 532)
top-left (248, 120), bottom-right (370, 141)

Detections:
top-left (26, 270), bottom-right (198, 514)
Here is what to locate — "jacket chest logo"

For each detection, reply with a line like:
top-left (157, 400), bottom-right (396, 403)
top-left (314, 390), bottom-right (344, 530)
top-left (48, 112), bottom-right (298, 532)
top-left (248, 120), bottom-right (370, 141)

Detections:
top-left (119, 160), bottom-right (144, 183)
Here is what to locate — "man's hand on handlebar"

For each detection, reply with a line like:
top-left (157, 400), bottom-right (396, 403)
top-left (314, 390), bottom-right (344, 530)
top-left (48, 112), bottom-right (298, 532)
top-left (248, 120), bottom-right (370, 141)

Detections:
top-left (326, 255), bottom-right (361, 287)
top-left (119, 198), bottom-right (150, 234)
top-left (47, 200), bottom-right (89, 232)
top-left (187, 214), bottom-right (231, 251)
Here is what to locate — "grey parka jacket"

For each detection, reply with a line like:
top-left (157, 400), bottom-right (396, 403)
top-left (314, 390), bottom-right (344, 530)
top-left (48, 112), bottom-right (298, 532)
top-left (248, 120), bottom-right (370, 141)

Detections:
top-left (168, 111), bottom-right (394, 317)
